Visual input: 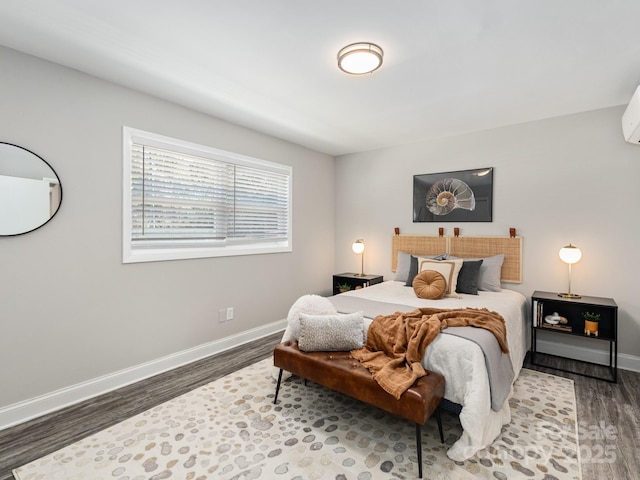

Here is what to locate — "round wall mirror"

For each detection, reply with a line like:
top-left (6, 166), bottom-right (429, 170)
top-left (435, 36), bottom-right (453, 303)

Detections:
top-left (0, 142), bottom-right (63, 236)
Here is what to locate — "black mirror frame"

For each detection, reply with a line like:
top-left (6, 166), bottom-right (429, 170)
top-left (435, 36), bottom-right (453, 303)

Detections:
top-left (0, 142), bottom-right (63, 237)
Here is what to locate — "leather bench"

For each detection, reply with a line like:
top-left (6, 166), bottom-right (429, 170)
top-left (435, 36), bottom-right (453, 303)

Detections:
top-left (273, 340), bottom-right (445, 478)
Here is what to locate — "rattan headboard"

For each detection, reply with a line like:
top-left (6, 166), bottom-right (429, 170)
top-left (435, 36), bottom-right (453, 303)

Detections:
top-left (391, 234), bottom-right (522, 283)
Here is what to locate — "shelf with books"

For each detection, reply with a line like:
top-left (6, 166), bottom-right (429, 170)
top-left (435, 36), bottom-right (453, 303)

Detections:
top-left (531, 290), bottom-right (618, 382)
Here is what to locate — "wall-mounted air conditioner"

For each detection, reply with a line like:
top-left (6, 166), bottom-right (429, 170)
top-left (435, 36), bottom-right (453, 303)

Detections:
top-left (622, 85), bottom-right (640, 144)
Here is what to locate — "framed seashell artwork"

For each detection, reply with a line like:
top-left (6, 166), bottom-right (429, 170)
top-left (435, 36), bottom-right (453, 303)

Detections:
top-left (413, 167), bottom-right (493, 222)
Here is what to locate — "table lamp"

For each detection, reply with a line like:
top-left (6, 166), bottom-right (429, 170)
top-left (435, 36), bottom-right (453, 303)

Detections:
top-left (352, 239), bottom-right (365, 277)
top-left (558, 244), bottom-right (582, 298)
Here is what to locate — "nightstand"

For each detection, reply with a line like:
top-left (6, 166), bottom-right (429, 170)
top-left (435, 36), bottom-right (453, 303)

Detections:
top-left (531, 290), bottom-right (618, 382)
top-left (333, 273), bottom-right (383, 295)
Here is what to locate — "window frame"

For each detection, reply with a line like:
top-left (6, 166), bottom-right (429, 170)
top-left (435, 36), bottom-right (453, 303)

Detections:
top-left (122, 126), bottom-right (292, 263)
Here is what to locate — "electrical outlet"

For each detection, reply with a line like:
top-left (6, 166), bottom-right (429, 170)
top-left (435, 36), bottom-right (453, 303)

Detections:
top-left (226, 307), bottom-right (234, 321)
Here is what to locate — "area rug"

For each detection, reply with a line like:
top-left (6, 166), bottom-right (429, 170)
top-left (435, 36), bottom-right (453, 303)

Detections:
top-left (14, 359), bottom-right (581, 480)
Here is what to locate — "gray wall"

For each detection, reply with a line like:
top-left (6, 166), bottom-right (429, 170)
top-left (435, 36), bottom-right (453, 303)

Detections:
top-left (0, 46), bottom-right (335, 409)
top-left (2, 42), bottom-right (639, 420)
top-left (335, 107), bottom-right (640, 368)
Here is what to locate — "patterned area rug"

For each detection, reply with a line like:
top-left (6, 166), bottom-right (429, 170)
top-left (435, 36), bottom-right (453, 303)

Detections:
top-left (14, 359), bottom-right (581, 480)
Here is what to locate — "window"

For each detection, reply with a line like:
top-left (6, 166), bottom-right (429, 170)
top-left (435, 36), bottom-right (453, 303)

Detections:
top-left (122, 127), bottom-right (292, 263)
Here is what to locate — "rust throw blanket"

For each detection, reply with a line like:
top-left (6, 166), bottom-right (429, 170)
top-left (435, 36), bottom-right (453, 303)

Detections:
top-left (350, 307), bottom-right (509, 399)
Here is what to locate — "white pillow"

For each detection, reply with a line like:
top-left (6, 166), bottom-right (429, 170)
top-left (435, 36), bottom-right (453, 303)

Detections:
top-left (298, 312), bottom-right (365, 352)
top-left (419, 258), bottom-right (463, 296)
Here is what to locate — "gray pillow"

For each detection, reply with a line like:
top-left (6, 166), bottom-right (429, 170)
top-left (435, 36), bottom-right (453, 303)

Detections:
top-left (298, 312), bottom-right (364, 352)
top-left (287, 294), bottom-right (337, 339)
top-left (460, 254), bottom-right (503, 291)
top-left (455, 259), bottom-right (483, 295)
top-left (393, 251), bottom-right (412, 282)
top-left (405, 255), bottom-right (419, 286)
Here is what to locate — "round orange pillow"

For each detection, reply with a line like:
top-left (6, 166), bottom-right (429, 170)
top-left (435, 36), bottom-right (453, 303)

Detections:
top-left (412, 269), bottom-right (447, 300)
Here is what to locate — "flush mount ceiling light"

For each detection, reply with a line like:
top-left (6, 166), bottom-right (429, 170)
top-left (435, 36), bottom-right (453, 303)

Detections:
top-left (337, 42), bottom-right (383, 75)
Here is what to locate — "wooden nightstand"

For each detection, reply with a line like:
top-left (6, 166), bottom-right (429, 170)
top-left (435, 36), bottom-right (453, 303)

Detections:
top-left (531, 290), bottom-right (618, 382)
top-left (333, 273), bottom-right (383, 295)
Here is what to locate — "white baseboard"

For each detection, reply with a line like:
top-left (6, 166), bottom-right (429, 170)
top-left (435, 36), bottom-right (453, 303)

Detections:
top-left (535, 338), bottom-right (640, 373)
top-left (0, 319), bottom-right (287, 431)
top-left (3, 323), bottom-right (637, 432)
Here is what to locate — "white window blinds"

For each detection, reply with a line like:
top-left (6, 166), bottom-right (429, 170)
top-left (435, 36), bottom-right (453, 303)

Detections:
top-left (131, 144), bottom-right (233, 242)
top-left (123, 127), bottom-right (292, 263)
top-left (232, 165), bottom-right (290, 241)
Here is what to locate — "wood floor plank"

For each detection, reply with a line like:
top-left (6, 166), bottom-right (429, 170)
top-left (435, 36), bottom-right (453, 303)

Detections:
top-left (1, 339), bottom-right (638, 480)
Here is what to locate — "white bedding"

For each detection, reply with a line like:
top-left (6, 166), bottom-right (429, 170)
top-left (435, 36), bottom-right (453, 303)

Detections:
top-left (281, 280), bottom-right (529, 461)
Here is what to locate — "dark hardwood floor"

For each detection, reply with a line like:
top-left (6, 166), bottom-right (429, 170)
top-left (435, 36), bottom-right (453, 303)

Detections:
top-left (1, 334), bottom-right (638, 480)
top-left (522, 352), bottom-right (640, 480)
top-left (0, 332), bottom-right (284, 480)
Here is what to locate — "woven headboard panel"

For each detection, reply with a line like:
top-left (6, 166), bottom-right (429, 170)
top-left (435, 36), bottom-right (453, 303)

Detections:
top-left (391, 235), bottom-right (522, 283)
top-left (391, 236), bottom-right (448, 271)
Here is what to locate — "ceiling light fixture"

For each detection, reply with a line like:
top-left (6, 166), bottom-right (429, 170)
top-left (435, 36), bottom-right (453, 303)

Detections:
top-left (337, 42), bottom-right (383, 75)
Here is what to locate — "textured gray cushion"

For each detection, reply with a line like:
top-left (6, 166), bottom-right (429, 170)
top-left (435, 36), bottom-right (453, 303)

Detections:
top-left (455, 259), bottom-right (483, 295)
top-left (298, 312), bottom-right (364, 352)
top-left (287, 294), bottom-right (337, 339)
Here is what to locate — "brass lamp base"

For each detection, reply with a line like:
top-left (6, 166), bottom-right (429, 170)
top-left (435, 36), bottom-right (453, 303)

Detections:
top-left (558, 292), bottom-right (581, 299)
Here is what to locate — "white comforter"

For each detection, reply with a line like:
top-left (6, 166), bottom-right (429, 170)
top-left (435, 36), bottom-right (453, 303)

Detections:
top-left (281, 281), bottom-right (529, 461)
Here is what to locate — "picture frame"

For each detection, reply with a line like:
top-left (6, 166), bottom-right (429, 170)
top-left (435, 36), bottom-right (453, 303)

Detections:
top-left (413, 167), bottom-right (493, 222)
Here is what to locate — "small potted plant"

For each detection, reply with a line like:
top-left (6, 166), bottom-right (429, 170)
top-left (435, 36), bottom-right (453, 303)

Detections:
top-left (583, 312), bottom-right (600, 337)
top-left (337, 283), bottom-right (351, 293)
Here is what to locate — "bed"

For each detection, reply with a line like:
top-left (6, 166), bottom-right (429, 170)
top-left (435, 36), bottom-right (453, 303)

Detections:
top-left (281, 234), bottom-right (528, 462)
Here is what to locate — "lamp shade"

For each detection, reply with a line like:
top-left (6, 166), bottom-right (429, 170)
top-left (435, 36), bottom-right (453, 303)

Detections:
top-left (352, 239), bottom-right (365, 254)
top-left (338, 43), bottom-right (383, 75)
top-left (559, 244), bottom-right (582, 264)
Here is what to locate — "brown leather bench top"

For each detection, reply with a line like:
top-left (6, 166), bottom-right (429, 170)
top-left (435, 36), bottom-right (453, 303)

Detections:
top-left (273, 340), bottom-right (445, 425)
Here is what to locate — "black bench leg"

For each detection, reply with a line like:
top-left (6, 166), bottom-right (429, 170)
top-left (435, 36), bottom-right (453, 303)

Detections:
top-left (416, 423), bottom-right (423, 478)
top-left (416, 410), bottom-right (444, 478)
top-left (273, 369), bottom-right (284, 404)
top-left (435, 408), bottom-right (444, 443)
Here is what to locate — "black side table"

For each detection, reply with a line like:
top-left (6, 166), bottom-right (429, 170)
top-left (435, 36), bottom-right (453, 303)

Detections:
top-left (531, 290), bottom-right (618, 382)
top-left (333, 273), bottom-right (383, 295)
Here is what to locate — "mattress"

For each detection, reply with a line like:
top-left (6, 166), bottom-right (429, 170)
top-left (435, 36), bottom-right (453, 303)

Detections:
top-left (281, 281), bottom-right (528, 461)
top-left (336, 280), bottom-right (526, 461)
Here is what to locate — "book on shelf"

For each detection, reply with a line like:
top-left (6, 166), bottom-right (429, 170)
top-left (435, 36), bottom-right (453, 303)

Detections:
top-left (540, 323), bottom-right (572, 332)
top-left (532, 300), bottom-right (543, 327)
